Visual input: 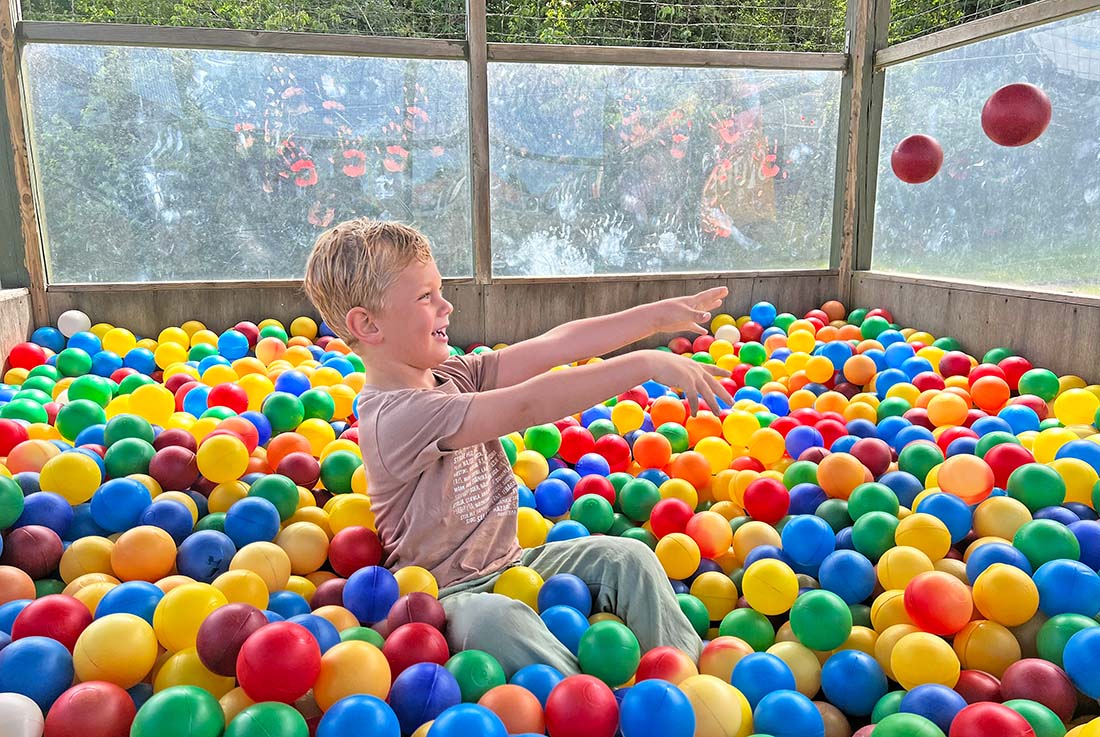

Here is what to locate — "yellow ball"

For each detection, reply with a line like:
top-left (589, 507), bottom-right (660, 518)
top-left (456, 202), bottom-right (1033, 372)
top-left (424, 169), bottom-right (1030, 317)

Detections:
top-left (202, 364), bottom-right (238, 386)
top-left (804, 355), bottom-right (835, 384)
top-left (655, 533), bottom-right (702, 580)
top-left (231, 541), bottom-right (292, 593)
top-left (1054, 388), bottom-right (1100, 426)
top-left (291, 316), bottom-right (319, 340)
top-left (1050, 457), bottom-right (1099, 506)
top-left (741, 559), bottom-right (798, 615)
top-left (747, 428), bottom-right (785, 466)
top-left (39, 451), bottom-right (102, 504)
top-left (314, 640), bottom-right (391, 711)
top-left (394, 566), bottom-right (439, 598)
top-left (732, 521), bottom-right (781, 564)
top-left (677, 674), bottom-right (746, 737)
top-left (1033, 427), bottom-right (1078, 464)
top-left (690, 571), bottom-right (739, 622)
top-left (517, 507), bottom-right (548, 548)
top-left (871, 589), bottom-right (913, 631)
top-left (329, 384), bottom-right (357, 420)
top-left (102, 327), bottom-right (137, 356)
top-left (74, 613), bottom-right (158, 687)
top-left (129, 384), bottom-right (175, 426)
top-left (767, 641), bottom-right (822, 698)
top-left (219, 687), bottom-right (255, 723)
top-left (196, 434), bottom-right (250, 483)
top-left (154, 647), bottom-right (236, 697)
top-left (59, 536), bottom-right (115, 583)
top-left (722, 410), bottom-right (760, 447)
top-left (239, 374), bottom-right (276, 412)
top-left (952, 619), bottom-right (1020, 678)
top-left (152, 583), bottom-right (228, 652)
top-left (327, 494), bottom-right (375, 533)
top-left (493, 566), bottom-right (544, 610)
top-left (972, 496), bottom-right (1032, 540)
top-left (611, 400), bottom-right (645, 434)
top-left (695, 437), bottom-right (734, 475)
top-left (973, 563), bottom-right (1039, 626)
top-left (298, 418), bottom-right (337, 457)
top-left (660, 478), bottom-right (699, 509)
top-left (275, 522), bottom-right (330, 576)
top-left (877, 546), bottom-right (934, 590)
top-left (513, 450), bottom-right (550, 488)
top-left (208, 480), bottom-right (249, 514)
top-left (890, 631), bottom-right (960, 689)
top-left (191, 329), bottom-right (218, 348)
top-left (158, 327), bottom-right (189, 346)
top-left (893, 512), bottom-right (951, 561)
top-left (213, 569), bottom-right (269, 609)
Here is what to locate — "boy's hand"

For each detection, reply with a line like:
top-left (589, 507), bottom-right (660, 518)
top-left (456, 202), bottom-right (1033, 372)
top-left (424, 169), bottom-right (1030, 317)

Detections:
top-left (648, 287), bottom-right (729, 336)
top-left (643, 350), bottom-right (734, 416)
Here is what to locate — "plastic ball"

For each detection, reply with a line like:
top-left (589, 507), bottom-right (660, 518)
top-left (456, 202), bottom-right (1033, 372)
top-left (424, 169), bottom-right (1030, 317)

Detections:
top-left (314, 639), bottom-right (391, 710)
top-left (43, 680), bottom-right (138, 737)
top-left (388, 662), bottom-right (462, 735)
top-left (903, 571), bottom-right (973, 635)
top-left (478, 684), bottom-right (546, 735)
top-left (891, 134), bottom-right (943, 184)
top-left (10, 594), bottom-right (91, 652)
top-left (618, 679), bottom-right (694, 737)
top-left (754, 689), bottom-right (825, 737)
top-left (236, 621), bottom-right (321, 703)
top-left (732, 652), bottom-right (796, 709)
top-left (427, 704), bottom-right (507, 737)
top-left (577, 620), bottom-right (640, 687)
top-left (0, 635), bottom-right (74, 711)
top-left (948, 702), bottom-right (1035, 737)
top-left (130, 685), bottom-right (224, 737)
top-left (790, 589), bottom-right (853, 651)
top-left (674, 674), bottom-right (745, 737)
top-left (316, 694), bottom-right (399, 737)
top-left (891, 632), bottom-right (960, 690)
top-left (999, 658), bottom-right (1076, 722)
top-left (981, 82), bottom-right (1052, 147)
top-left (742, 558), bottom-right (798, 615)
top-left (383, 622), bottom-right (450, 677)
top-left (952, 620), bottom-right (1020, 678)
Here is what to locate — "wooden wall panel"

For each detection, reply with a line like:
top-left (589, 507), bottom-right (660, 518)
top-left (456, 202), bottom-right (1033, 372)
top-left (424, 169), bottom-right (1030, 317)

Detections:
top-left (0, 287), bottom-right (31, 360)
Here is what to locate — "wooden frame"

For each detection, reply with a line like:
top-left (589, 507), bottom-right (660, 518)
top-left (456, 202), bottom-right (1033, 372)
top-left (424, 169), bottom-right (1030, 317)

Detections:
top-left (486, 44), bottom-right (847, 69)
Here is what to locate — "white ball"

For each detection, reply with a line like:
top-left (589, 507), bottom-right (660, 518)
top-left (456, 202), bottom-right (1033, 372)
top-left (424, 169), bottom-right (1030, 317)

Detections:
top-left (715, 323), bottom-right (741, 344)
top-left (0, 692), bottom-right (44, 737)
top-left (57, 309), bottom-right (91, 338)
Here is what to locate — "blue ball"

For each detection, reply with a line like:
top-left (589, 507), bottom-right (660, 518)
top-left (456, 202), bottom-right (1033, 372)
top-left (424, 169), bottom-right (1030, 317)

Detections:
top-left (90, 478), bottom-right (152, 533)
top-left (90, 350), bottom-right (123, 377)
top-left (317, 694), bottom-right (399, 737)
top-left (830, 435), bottom-right (859, 454)
top-left (263, 610), bottom-right (285, 623)
top-left (945, 437), bottom-right (979, 457)
top-left (818, 550), bottom-right (875, 605)
top-left (343, 566), bottom-right (399, 625)
top-left (574, 453), bottom-right (611, 478)
top-left (1071, 520), bottom-right (1100, 570)
top-left (74, 424), bottom-right (107, 448)
top-left (66, 503), bottom-right (109, 541)
top-left (95, 581), bottom-right (164, 624)
top-left (1064, 626), bottom-right (1100, 698)
top-left (1068, 504), bottom-right (1099, 522)
top-left (288, 614), bottom-right (341, 653)
top-left (1035, 506), bottom-right (1079, 526)
top-left (820, 650), bottom-right (887, 716)
top-left (743, 545), bottom-right (788, 569)
top-left (1057, 440), bottom-right (1100, 474)
top-left (67, 331), bottom-right (101, 355)
top-left (177, 530), bottom-right (237, 583)
top-left (140, 499), bottom-right (194, 545)
top-left (965, 541), bottom-right (1032, 582)
top-left (762, 393), bottom-right (789, 417)
top-left (540, 605), bottom-right (589, 656)
top-left (240, 411), bottom-right (273, 447)
top-left (12, 472), bottom-right (40, 496)
top-left (15, 491), bottom-right (74, 537)
top-left (182, 385), bottom-right (211, 417)
top-left (892, 425), bottom-right (936, 450)
top-left (388, 662), bottom-right (462, 735)
top-left (123, 348), bottom-right (157, 375)
top-left (734, 387), bottom-right (763, 403)
top-left (821, 341), bottom-right (853, 369)
top-left (875, 369), bottom-right (910, 399)
top-left (620, 679), bottom-right (695, 737)
top-left (509, 664), bottom-right (564, 707)
top-left (899, 683), bottom-right (967, 734)
top-left (900, 357), bottom-right (935, 380)
top-left (545, 520), bottom-right (590, 543)
top-left (224, 496), bottom-right (281, 546)
top-left (637, 469), bottom-right (669, 488)
top-left (750, 301), bottom-right (777, 328)
top-left (197, 356), bottom-right (232, 375)
top-left (847, 419), bottom-right (879, 439)
top-left (884, 342), bottom-right (916, 369)
top-left (785, 426), bottom-right (824, 459)
top-left (0, 600), bottom-right (31, 634)
top-left (1034, 559), bottom-right (1100, 617)
top-left (548, 468), bottom-right (582, 490)
top-left (878, 471), bottom-right (923, 509)
top-left (753, 689), bottom-right (825, 737)
top-left (834, 528), bottom-right (855, 551)
top-left (917, 492), bottom-right (973, 543)
top-left (535, 479), bottom-right (574, 518)
top-left (517, 486), bottom-right (536, 509)
top-left (32, 327), bottom-right (65, 353)
top-left (0, 635), bottom-right (74, 711)
top-left (538, 573), bottom-right (593, 616)
top-left (876, 417), bottom-right (912, 447)
top-left (731, 653), bottom-right (796, 709)
top-left (580, 405), bottom-right (612, 427)
top-left (128, 682), bottom-right (154, 710)
top-left (218, 330), bottom-right (250, 361)
top-left (430, 704), bottom-right (507, 737)
top-left (998, 405), bottom-right (1040, 435)
top-left (782, 515), bottom-right (836, 567)
top-left (268, 591), bottom-right (311, 619)
top-left (789, 484), bottom-right (828, 515)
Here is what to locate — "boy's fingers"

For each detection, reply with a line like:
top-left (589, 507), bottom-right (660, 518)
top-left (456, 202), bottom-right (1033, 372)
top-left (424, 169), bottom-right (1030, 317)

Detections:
top-left (703, 364), bottom-right (732, 378)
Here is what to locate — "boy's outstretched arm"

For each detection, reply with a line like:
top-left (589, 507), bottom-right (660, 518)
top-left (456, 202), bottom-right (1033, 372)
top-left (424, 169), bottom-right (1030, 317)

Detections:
top-left (442, 349), bottom-right (733, 451)
top-left (493, 286), bottom-right (729, 388)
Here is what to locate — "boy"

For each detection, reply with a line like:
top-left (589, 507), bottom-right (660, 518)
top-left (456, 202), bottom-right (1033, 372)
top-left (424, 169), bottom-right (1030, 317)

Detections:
top-left (303, 218), bottom-right (733, 675)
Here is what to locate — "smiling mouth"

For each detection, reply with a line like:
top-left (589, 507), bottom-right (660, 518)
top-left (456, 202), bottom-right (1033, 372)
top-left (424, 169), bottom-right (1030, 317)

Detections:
top-left (432, 327), bottom-right (448, 340)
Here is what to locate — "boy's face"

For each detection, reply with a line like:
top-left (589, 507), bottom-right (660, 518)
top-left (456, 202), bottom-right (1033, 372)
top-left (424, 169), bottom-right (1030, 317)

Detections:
top-left (366, 257), bottom-right (453, 369)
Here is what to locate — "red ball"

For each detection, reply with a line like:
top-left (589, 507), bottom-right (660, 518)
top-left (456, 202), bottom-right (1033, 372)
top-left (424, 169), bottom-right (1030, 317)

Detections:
top-left (617, 387), bottom-right (649, 408)
top-left (310, 578), bottom-right (347, 609)
top-left (1009, 394), bottom-right (1048, 421)
top-left (385, 592), bottom-right (447, 633)
top-left (850, 438), bottom-right (892, 478)
top-left (197, 603), bottom-right (268, 676)
top-left (692, 335), bottom-right (715, 354)
top-left (328, 526), bottom-right (383, 577)
top-left (573, 476), bottom-right (616, 505)
top-left (110, 368), bottom-right (137, 384)
top-left (999, 658), bottom-right (1076, 722)
top-left (173, 381), bottom-right (200, 412)
top-left (43, 681), bottom-right (136, 737)
top-left (743, 478), bottom-right (790, 524)
top-left (163, 373), bottom-right (193, 395)
top-left (954, 670), bottom-right (1002, 704)
top-left (815, 419), bottom-right (848, 449)
top-left (739, 322), bottom-right (764, 343)
top-left (982, 83), bottom-right (1051, 147)
top-left (998, 357), bottom-right (1033, 391)
top-left (798, 447), bottom-right (831, 464)
top-left (11, 594), bottom-right (92, 652)
top-left (594, 434), bottom-right (631, 474)
top-left (903, 408), bottom-right (934, 430)
top-left (234, 321), bottom-right (260, 346)
top-left (768, 417), bottom-right (799, 438)
top-left (948, 702), bottom-right (1034, 737)
top-left (635, 646), bottom-right (696, 683)
top-left (939, 352), bottom-right (973, 378)
top-left (149, 446), bottom-right (200, 492)
top-left (559, 427), bottom-right (596, 465)
top-left (208, 383), bottom-right (249, 414)
top-left (969, 364), bottom-right (1007, 384)
top-left (913, 372), bottom-right (947, 392)
top-left (650, 498), bottom-right (694, 539)
top-left (938, 427), bottom-right (979, 454)
top-left (0, 525), bottom-right (63, 579)
top-left (382, 622), bottom-right (450, 677)
top-left (277, 451), bottom-right (321, 488)
top-left (152, 427), bottom-right (198, 453)
top-left (8, 342), bottom-right (47, 371)
top-left (731, 457), bottom-right (765, 473)
top-left (790, 409), bottom-right (824, 426)
top-left (866, 308), bottom-right (894, 323)
top-left (903, 572), bottom-right (972, 636)
top-left (985, 443), bottom-right (1035, 489)
top-left (891, 134), bottom-right (943, 184)
top-left (668, 337), bottom-right (693, 354)
top-left (963, 409), bottom-right (988, 428)
top-left (545, 675), bottom-right (619, 737)
top-left (236, 621), bottom-right (322, 703)
top-left (0, 418), bottom-right (29, 456)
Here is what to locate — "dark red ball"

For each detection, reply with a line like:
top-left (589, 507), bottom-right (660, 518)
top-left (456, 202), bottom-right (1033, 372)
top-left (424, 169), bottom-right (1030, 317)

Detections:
top-left (149, 446), bottom-right (200, 492)
top-left (153, 427), bottom-right (198, 453)
top-left (310, 578), bottom-right (347, 609)
top-left (381, 622), bottom-right (450, 677)
top-left (197, 603), bottom-right (269, 676)
top-left (385, 592), bottom-right (447, 633)
top-left (939, 352), bottom-right (973, 378)
top-left (981, 83), bottom-right (1052, 147)
top-left (328, 526), bottom-right (383, 577)
top-left (954, 670), bottom-right (1002, 704)
top-left (850, 438), bottom-right (892, 478)
top-left (1, 524), bottom-right (63, 579)
top-left (277, 451), bottom-right (321, 488)
top-left (999, 658), bottom-right (1076, 722)
top-left (891, 134), bottom-right (943, 184)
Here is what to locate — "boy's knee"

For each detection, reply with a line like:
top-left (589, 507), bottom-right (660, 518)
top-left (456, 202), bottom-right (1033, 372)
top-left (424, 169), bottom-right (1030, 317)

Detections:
top-left (445, 593), bottom-right (534, 647)
top-left (591, 535), bottom-right (660, 565)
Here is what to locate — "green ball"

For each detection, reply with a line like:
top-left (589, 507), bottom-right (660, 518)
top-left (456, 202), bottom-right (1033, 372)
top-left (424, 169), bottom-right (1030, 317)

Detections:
top-left (1014, 519), bottom-right (1080, 570)
top-left (1037, 613), bottom-right (1098, 668)
top-left (620, 527), bottom-right (657, 550)
top-left (773, 313), bottom-right (797, 332)
top-left (320, 451), bottom-right (362, 494)
top-left (132, 685), bottom-right (224, 737)
top-left (871, 690), bottom-right (907, 723)
top-left (877, 397), bottom-right (912, 420)
top-left (104, 414), bottom-right (155, 445)
top-left (68, 375), bottom-right (114, 407)
top-left (898, 441), bottom-right (944, 484)
top-left (22, 376), bottom-right (56, 396)
top-left (225, 702), bottom-right (307, 737)
top-left (104, 437), bottom-right (155, 477)
top-left (1039, 418), bottom-right (1064, 431)
top-left (691, 352), bottom-right (715, 365)
top-left (657, 423), bottom-right (690, 453)
top-left (743, 366), bottom-right (773, 389)
top-left (299, 388), bottom-right (335, 422)
top-left (618, 479), bottom-right (661, 522)
top-left (754, 412), bottom-right (777, 428)
top-left (871, 713), bottom-right (944, 737)
top-left (200, 406), bottom-right (237, 421)
top-left (975, 431), bottom-right (1022, 459)
top-left (117, 374), bottom-right (155, 395)
top-left (932, 337), bottom-right (961, 351)
top-left (739, 343), bottom-right (767, 366)
top-left (571, 494), bottom-right (614, 534)
top-left (248, 474), bottom-right (299, 520)
top-left (263, 393), bottom-right (305, 434)
top-left (259, 325), bottom-right (289, 343)
top-left (57, 347), bottom-right (92, 377)
top-left (718, 608), bottom-right (775, 651)
top-left (848, 483), bottom-right (900, 519)
top-left (345, 354), bottom-right (365, 373)
top-left (861, 316), bottom-right (890, 340)
top-left (586, 419), bottom-right (617, 441)
top-left (524, 424), bottom-right (562, 458)
top-left (27, 365), bottom-right (60, 381)
top-left (1019, 369), bottom-right (1060, 402)
top-left (577, 620), bottom-right (640, 687)
top-left (34, 579), bottom-right (65, 597)
top-left (1002, 699), bottom-right (1066, 737)
top-left (340, 626), bottom-right (385, 647)
top-left (472, 346), bottom-right (493, 355)
top-left (789, 589), bottom-right (852, 651)
top-left (13, 388), bottom-right (52, 405)
top-left (0, 476), bottom-right (26, 529)
top-left (816, 499), bottom-right (852, 533)
top-left (608, 513), bottom-right (634, 536)
top-left (500, 436), bottom-right (517, 466)
top-left (847, 308), bottom-right (869, 326)
top-left (1007, 463), bottom-right (1066, 512)
top-left (782, 461), bottom-right (819, 489)
top-left (984, 347), bottom-right (1014, 364)
top-left (850, 603), bottom-right (873, 628)
top-left (0, 398), bottom-right (47, 424)
top-left (607, 472), bottom-right (633, 496)
top-left (851, 511), bottom-right (899, 562)
top-left (195, 512), bottom-right (226, 533)
top-left (729, 567), bottom-right (745, 592)
top-left (445, 649), bottom-right (507, 702)
top-left (677, 594), bottom-right (710, 638)
top-left (56, 399), bottom-right (107, 441)
top-left (188, 344), bottom-right (219, 363)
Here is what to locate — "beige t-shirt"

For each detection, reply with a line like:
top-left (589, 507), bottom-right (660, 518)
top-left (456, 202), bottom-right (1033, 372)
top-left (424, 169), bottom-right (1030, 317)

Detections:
top-left (356, 350), bottom-right (522, 589)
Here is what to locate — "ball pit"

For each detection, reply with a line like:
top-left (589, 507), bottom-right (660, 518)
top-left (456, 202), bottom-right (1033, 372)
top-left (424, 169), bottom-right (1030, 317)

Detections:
top-left (5, 303), bottom-right (1100, 736)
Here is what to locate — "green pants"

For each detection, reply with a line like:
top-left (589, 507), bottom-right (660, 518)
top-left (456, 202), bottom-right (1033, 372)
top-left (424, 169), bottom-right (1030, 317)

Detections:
top-left (439, 536), bottom-right (703, 677)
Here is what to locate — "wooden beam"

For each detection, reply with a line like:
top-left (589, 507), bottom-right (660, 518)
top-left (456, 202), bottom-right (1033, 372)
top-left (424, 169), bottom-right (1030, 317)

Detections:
top-left (0, 0), bottom-right (46, 325)
top-left (466, 0), bottom-right (492, 285)
top-left (487, 44), bottom-right (847, 70)
top-left (876, 0), bottom-right (1100, 68)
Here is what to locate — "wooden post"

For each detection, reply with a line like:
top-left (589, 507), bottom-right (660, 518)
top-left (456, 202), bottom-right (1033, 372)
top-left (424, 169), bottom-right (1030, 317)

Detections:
top-left (466, 0), bottom-right (492, 285)
top-left (0, 0), bottom-right (47, 324)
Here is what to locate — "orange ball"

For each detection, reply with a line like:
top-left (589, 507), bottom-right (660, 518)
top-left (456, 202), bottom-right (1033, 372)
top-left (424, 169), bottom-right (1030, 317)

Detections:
top-left (650, 396), bottom-right (688, 428)
top-left (821, 301), bottom-right (846, 322)
top-left (479, 684), bottom-right (545, 735)
top-left (670, 451), bottom-right (712, 491)
top-left (927, 393), bottom-right (969, 427)
top-left (698, 636), bottom-right (753, 681)
top-left (267, 432), bottom-right (312, 471)
top-left (970, 376), bottom-right (1011, 413)
top-left (818, 453), bottom-right (868, 500)
top-left (686, 412), bottom-right (723, 447)
top-left (937, 454), bottom-right (995, 505)
top-left (111, 526), bottom-right (177, 582)
top-left (633, 433), bottom-right (672, 470)
top-left (685, 511), bottom-right (734, 559)
top-left (5, 439), bottom-right (61, 474)
top-left (0, 565), bottom-right (35, 605)
top-left (843, 355), bottom-right (877, 386)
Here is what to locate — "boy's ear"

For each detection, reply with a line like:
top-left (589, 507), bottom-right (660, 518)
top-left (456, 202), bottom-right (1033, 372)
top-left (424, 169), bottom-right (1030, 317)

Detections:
top-left (346, 306), bottom-right (382, 346)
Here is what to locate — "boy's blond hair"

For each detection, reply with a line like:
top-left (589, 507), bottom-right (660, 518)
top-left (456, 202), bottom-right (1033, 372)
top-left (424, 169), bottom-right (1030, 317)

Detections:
top-left (303, 218), bottom-right (433, 345)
